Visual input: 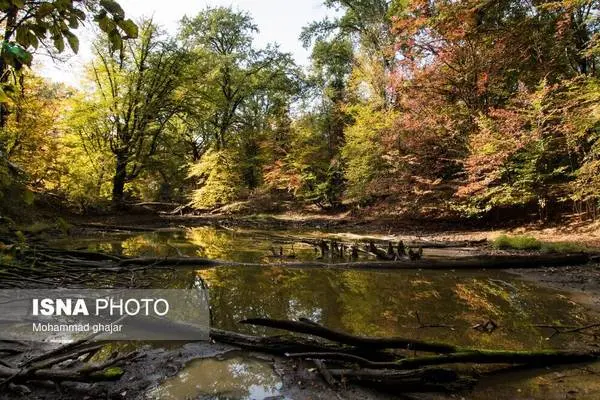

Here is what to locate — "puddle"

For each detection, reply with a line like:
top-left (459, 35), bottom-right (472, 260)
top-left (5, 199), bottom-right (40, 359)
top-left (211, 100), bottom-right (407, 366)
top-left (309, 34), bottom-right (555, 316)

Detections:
top-left (146, 355), bottom-right (284, 400)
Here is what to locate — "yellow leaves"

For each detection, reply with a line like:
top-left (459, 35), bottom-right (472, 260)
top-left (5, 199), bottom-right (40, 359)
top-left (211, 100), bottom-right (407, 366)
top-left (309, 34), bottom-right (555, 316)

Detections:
top-left (189, 149), bottom-right (246, 209)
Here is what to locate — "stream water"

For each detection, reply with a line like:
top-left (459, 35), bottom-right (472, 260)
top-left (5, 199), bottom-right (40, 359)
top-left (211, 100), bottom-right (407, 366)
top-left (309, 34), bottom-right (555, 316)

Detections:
top-left (51, 226), bottom-right (600, 400)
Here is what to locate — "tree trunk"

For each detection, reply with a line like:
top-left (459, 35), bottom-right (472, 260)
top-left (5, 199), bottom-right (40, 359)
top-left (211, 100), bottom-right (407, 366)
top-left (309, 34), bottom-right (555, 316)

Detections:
top-left (112, 153), bottom-right (129, 209)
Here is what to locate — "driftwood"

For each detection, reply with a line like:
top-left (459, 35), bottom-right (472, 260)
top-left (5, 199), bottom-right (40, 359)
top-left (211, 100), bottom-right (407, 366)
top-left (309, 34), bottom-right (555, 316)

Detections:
top-left (0, 352), bottom-right (137, 384)
top-left (407, 239), bottom-right (488, 249)
top-left (209, 328), bottom-right (400, 361)
top-left (75, 223), bottom-right (176, 233)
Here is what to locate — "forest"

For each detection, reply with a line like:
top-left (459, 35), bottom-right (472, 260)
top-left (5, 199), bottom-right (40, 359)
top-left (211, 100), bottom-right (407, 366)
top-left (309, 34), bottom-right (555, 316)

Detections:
top-left (0, 0), bottom-right (598, 222)
top-left (1, 1), bottom-right (600, 400)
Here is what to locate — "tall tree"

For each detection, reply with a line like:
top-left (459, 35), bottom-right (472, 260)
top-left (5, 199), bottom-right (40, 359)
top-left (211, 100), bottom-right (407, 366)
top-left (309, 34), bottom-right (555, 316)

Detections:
top-left (302, 0), bottom-right (401, 105)
top-left (180, 7), bottom-right (300, 207)
top-left (179, 7), bottom-right (298, 152)
top-left (76, 20), bottom-right (188, 208)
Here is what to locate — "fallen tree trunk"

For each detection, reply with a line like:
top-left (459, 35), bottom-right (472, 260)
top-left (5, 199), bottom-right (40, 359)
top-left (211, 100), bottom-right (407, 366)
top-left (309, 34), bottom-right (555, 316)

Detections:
top-left (391, 349), bottom-right (600, 369)
top-left (240, 318), bottom-right (459, 353)
top-left (74, 223), bottom-right (174, 233)
top-left (406, 239), bottom-right (488, 249)
top-left (209, 328), bottom-right (400, 361)
top-left (117, 252), bottom-right (590, 270)
top-left (0, 356), bottom-right (133, 384)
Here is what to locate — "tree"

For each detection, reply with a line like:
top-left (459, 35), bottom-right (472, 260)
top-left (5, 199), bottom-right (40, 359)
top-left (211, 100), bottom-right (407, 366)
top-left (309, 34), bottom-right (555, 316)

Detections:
top-left (2, 73), bottom-right (70, 186)
top-left (76, 20), bottom-right (188, 208)
top-left (342, 103), bottom-right (397, 204)
top-left (0, 0), bottom-right (138, 130)
top-left (181, 7), bottom-right (300, 206)
top-left (386, 0), bottom-right (600, 217)
top-left (180, 7), bottom-right (298, 151)
top-left (302, 0), bottom-right (401, 105)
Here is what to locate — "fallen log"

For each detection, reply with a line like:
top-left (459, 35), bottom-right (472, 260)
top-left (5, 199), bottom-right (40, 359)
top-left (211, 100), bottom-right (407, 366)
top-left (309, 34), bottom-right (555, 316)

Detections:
top-left (390, 349), bottom-right (600, 369)
top-left (117, 253), bottom-right (590, 270)
top-left (240, 318), bottom-right (459, 353)
top-left (209, 328), bottom-right (400, 361)
top-left (406, 239), bottom-right (488, 249)
top-left (0, 352), bottom-right (136, 384)
top-left (235, 319), bottom-right (600, 369)
top-left (74, 223), bottom-right (169, 233)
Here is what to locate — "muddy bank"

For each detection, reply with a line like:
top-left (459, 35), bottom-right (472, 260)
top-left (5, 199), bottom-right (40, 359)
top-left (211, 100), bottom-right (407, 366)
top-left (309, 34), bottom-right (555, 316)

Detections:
top-left (0, 342), bottom-right (397, 400)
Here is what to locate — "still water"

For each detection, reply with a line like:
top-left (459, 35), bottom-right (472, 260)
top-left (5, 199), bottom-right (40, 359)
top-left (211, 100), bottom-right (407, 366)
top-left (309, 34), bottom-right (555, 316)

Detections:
top-left (147, 354), bottom-right (285, 400)
top-left (52, 226), bottom-right (600, 399)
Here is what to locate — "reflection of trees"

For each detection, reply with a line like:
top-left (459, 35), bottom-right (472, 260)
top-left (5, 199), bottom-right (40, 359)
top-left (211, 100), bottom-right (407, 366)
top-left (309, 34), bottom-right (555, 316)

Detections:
top-left (187, 227), bottom-right (273, 263)
top-left (52, 229), bottom-right (597, 352)
top-left (198, 267), bottom-right (595, 350)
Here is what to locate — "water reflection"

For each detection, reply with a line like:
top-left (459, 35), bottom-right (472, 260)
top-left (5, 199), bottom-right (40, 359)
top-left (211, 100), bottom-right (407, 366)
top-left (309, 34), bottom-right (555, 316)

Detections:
top-left (196, 267), bottom-right (596, 350)
top-left (50, 227), bottom-right (598, 351)
top-left (147, 355), bottom-right (283, 400)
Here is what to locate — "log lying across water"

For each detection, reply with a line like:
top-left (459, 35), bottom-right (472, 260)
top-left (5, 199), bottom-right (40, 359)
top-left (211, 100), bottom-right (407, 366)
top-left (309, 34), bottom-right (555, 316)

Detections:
top-left (240, 318), bottom-right (459, 353)
top-left (119, 252), bottom-right (591, 270)
top-left (225, 318), bottom-right (600, 393)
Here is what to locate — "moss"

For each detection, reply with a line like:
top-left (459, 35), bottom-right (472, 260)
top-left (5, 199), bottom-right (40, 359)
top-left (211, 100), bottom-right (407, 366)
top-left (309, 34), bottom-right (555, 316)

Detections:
top-left (102, 367), bottom-right (124, 378)
top-left (21, 222), bottom-right (54, 234)
top-left (56, 217), bottom-right (72, 235)
top-left (540, 241), bottom-right (588, 254)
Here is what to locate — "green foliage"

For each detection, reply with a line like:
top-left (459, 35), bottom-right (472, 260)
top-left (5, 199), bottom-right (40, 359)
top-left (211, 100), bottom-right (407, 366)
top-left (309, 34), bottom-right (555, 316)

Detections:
top-left (102, 367), bottom-right (124, 379)
top-left (53, 124), bottom-right (113, 211)
top-left (264, 115), bottom-right (345, 208)
top-left (77, 20), bottom-right (189, 206)
top-left (0, 0), bottom-right (137, 103)
top-left (181, 7), bottom-right (300, 209)
top-left (189, 149), bottom-right (245, 209)
top-left (342, 104), bottom-right (397, 203)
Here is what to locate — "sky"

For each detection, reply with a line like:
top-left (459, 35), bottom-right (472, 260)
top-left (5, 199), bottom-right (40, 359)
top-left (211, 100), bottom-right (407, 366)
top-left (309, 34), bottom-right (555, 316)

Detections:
top-left (36, 0), bottom-right (335, 86)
